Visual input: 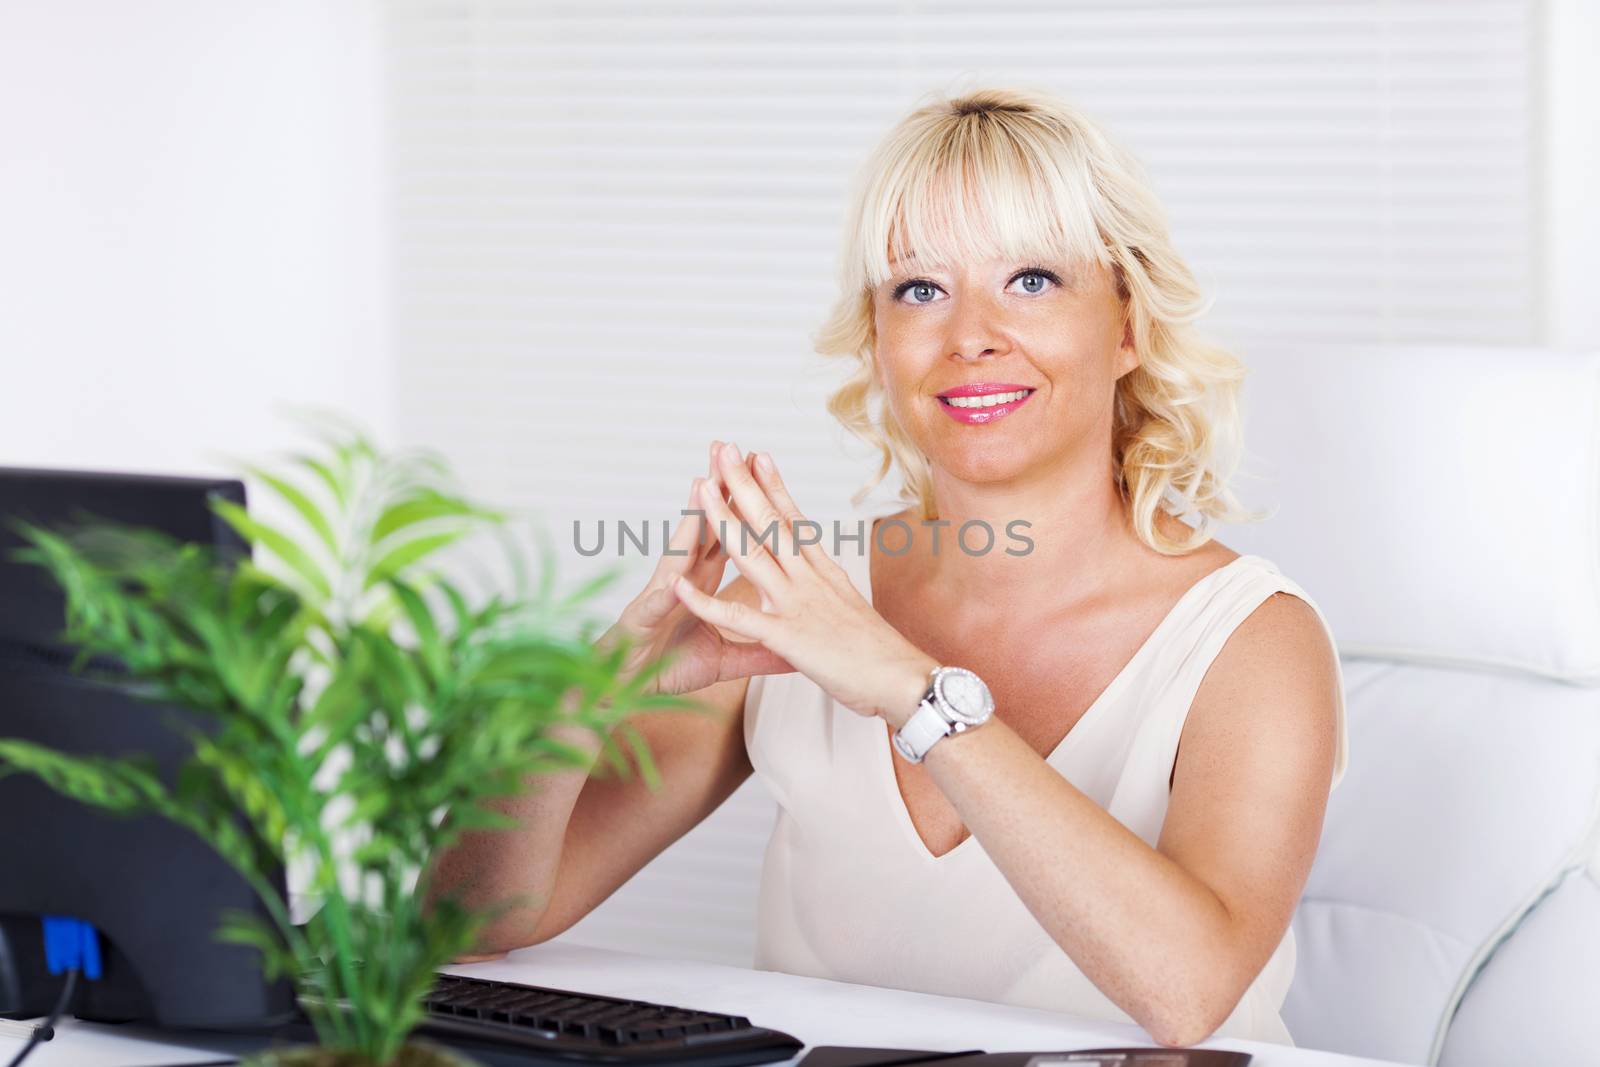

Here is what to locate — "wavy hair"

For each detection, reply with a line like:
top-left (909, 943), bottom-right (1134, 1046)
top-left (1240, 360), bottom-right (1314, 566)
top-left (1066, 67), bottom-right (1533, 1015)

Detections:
top-left (815, 84), bottom-right (1265, 555)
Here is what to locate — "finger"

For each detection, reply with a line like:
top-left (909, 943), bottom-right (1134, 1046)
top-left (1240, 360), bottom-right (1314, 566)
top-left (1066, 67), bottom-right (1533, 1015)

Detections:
top-left (749, 450), bottom-right (834, 575)
top-left (692, 535), bottom-right (728, 582)
top-left (696, 475), bottom-right (791, 595)
top-left (691, 445), bottom-right (731, 572)
top-left (705, 439), bottom-right (733, 530)
top-left (684, 524), bottom-right (730, 602)
top-left (709, 439), bottom-right (728, 493)
top-left (715, 443), bottom-right (800, 576)
top-left (711, 450), bottom-right (766, 560)
top-left (649, 477), bottom-right (712, 590)
top-left (616, 583), bottom-right (678, 636)
top-left (705, 441), bottom-right (761, 567)
top-left (719, 639), bottom-right (797, 679)
top-left (672, 574), bottom-right (773, 644)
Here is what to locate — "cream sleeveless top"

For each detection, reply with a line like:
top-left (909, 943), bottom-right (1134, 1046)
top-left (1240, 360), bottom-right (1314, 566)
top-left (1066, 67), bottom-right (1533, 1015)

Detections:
top-left (742, 517), bottom-right (1350, 1045)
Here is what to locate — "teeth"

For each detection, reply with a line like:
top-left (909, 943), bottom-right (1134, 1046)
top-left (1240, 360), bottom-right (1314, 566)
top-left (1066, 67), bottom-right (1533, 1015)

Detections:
top-left (944, 389), bottom-right (1031, 409)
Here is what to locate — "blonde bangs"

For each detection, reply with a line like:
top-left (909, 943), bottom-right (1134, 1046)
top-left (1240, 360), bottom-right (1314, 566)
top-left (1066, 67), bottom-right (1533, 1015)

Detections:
top-left (851, 107), bottom-right (1109, 295)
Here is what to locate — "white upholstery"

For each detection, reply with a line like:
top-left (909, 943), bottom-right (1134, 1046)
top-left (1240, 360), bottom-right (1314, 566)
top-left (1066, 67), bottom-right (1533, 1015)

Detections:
top-left (1219, 344), bottom-right (1600, 682)
top-left (1439, 865), bottom-right (1600, 1066)
top-left (1220, 344), bottom-right (1600, 1064)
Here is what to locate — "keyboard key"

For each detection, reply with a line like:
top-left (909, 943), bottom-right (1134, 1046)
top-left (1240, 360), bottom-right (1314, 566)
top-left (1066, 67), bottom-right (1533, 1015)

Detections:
top-left (416, 973), bottom-right (802, 1063)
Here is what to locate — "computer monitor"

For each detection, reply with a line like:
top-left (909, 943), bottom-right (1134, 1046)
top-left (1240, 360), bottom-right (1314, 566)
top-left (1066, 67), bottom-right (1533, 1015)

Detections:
top-left (0, 466), bottom-right (295, 1029)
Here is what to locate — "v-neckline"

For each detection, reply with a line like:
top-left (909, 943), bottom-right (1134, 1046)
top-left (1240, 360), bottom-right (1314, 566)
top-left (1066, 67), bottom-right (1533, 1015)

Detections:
top-left (842, 517), bottom-right (1258, 864)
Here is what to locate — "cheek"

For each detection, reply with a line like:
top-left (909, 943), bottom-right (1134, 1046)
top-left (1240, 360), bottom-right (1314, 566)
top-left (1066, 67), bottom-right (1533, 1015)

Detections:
top-left (874, 351), bottom-right (908, 400)
top-left (872, 313), bottom-right (940, 382)
top-left (870, 331), bottom-right (915, 394)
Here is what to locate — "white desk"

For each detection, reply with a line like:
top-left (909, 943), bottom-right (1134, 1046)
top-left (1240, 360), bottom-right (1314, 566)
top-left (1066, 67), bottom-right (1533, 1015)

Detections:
top-left (0, 942), bottom-right (1413, 1067)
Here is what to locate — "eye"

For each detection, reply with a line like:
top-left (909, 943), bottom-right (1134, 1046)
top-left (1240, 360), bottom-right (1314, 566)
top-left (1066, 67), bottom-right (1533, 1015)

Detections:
top-left (892, 279), bottom-right (944, 306)
top-left (1009, 268), bottom-right (1061, 295)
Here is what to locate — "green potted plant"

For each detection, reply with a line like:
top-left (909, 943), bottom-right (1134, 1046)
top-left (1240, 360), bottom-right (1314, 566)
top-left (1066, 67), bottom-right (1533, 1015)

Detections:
top-left (0, 429), bottom-right (690, 1066)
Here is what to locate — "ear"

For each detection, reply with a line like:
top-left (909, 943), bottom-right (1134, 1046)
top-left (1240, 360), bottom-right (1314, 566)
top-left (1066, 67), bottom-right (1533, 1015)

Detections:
top-left (1116, 314), bottom-right (1139, 378)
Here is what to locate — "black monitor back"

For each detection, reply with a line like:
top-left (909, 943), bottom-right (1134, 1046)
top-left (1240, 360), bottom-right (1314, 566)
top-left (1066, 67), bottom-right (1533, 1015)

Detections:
top-left (0, 466), bottom-right (295, 1028)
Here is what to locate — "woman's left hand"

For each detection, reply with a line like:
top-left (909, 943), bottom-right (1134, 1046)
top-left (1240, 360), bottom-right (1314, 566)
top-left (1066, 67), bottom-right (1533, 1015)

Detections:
top-left (671, 441), bottom-right (937, 723)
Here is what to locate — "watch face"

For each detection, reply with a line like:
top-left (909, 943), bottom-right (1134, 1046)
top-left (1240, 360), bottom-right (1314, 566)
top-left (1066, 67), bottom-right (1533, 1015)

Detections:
top-left (935, 668), bottom-right (994, 725)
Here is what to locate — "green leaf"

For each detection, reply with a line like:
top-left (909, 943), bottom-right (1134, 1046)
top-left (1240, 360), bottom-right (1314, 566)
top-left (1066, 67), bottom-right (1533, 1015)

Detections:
top-left (192, 735), bottom-right (289, 846)
top-left (291, 452), bottom-right (348, 509)
top-left (371, 491), bottom-right (484, 544)
top-left (388, 579), bottom-right (445, 682)
top-left (437, 578), bottom-right (473, 639)
top-left (357, 626), bottom-right (427, 707)
top-left (0, 742), bottom-right (150, 812)
top-left (348, 791), bottom-right (391, 825)
top-left (211, 499), bottom-right (332, 600)
top-left (306, 664), bottom-right (367, 763)
top-left (615, 721), bottom-right (662, 791)
top-left (362, 530), bottom-right (463, 591)
top-left (351, 837), bottom-right (395, 866)
top-left (592, 732), bottom-right (631, 780)
top-left (442, 804), bottom-right (520, 835)
top-left (216, 909), bottom-right (295, 980)
top-left (247, 467), bottom-right (339, 556)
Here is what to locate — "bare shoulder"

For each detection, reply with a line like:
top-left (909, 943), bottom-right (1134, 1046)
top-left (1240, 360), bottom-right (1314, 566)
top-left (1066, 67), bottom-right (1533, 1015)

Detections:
top-left (1172, 588), bottom-right (1340, 790)
top-left (1211, 588), bottom-right (1340, 717)
top-left (1225, 585), bottom-right (1336, 667)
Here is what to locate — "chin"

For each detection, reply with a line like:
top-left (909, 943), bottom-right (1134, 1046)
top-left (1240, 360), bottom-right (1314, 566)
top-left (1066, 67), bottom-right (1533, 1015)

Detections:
top-left (926, 451), bottom-right (1034, 487)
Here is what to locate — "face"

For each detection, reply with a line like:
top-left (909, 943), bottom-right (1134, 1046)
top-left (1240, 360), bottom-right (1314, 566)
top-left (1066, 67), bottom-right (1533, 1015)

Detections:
top-left (870, 252), bottom-right (1139, 489)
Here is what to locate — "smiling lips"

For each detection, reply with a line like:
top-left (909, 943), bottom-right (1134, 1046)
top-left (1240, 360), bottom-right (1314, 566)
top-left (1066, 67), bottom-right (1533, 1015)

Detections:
top-left (936, 382), bottom-right (1037, 425)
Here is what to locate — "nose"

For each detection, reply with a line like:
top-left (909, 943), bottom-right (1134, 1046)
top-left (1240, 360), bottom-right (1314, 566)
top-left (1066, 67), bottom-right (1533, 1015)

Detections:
top-left (945, 289), bottom-right (1009, 363)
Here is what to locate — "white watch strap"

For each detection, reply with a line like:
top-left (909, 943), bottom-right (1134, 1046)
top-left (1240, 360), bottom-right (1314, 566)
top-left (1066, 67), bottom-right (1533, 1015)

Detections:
top-left (892, 699), bottom-right (952, 764)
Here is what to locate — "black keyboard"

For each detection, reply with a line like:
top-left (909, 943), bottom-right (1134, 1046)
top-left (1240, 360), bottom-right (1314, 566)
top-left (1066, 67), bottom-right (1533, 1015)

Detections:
top-left (412, 973), bottom-right (804, 1067)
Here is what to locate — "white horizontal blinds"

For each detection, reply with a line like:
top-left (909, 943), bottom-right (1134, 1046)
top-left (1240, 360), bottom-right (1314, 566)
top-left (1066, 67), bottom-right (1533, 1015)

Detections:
top-left (386, 1), bottom-right (1541, 967)
top-left (1123, 2), bottom-right (1541, 348)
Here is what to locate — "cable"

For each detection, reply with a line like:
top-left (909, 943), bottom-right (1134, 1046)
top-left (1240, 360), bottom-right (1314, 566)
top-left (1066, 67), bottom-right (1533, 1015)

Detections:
top-left (2, 966), bottom-right (78, 1067)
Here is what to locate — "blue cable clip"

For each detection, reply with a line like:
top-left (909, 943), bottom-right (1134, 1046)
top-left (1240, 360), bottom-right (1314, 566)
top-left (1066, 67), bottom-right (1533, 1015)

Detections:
top-left (41, 916), bottom-right (101, 980)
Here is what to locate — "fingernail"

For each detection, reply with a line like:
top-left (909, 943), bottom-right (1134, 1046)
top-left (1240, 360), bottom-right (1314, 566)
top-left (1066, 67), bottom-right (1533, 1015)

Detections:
top-left (756, 451), bottom-right (773, 473)
top-left (727, 443), bottom-right (741, 462)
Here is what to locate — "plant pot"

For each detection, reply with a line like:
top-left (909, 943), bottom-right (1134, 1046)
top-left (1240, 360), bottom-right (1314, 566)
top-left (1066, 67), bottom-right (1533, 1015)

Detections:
top-left (241, 1040), bottom-right (482, 1067)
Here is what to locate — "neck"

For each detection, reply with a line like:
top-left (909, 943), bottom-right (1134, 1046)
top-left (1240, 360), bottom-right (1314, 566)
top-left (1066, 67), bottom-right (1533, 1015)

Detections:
top-left (902, 456), bottom-right (1147, 613)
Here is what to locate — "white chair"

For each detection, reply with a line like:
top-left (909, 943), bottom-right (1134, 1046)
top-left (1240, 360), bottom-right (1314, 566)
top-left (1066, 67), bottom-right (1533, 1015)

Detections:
top-left (1222, 344), bottom-right (1600, 1064)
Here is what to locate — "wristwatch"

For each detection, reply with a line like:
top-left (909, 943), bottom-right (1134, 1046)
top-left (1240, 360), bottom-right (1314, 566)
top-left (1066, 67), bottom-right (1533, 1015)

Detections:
top-left (892, 666), bottom-right (995, 764)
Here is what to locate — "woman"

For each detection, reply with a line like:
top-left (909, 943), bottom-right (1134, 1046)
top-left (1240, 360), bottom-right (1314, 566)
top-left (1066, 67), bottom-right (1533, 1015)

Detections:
top-left (428, 86), bottom-right (1347, 1049)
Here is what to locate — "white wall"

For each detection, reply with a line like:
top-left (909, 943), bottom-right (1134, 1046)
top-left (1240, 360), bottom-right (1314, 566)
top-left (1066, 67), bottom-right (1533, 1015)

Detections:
top-left (0, 0), bottom-right (392, 477)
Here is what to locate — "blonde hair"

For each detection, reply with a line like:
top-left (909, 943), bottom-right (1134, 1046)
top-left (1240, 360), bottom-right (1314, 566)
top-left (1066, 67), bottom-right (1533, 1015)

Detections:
top-left (815, 84), bottom-right (1265, 555)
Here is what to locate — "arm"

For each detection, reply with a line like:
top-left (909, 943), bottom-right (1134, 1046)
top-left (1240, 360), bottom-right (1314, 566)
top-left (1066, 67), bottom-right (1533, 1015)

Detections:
top-left (897, 592), bottom-right (1340, 1046)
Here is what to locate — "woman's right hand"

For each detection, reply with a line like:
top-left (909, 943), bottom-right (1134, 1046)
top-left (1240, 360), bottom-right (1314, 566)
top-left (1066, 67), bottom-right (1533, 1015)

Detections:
top-left (599, 442), bottom-right (795, 696)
